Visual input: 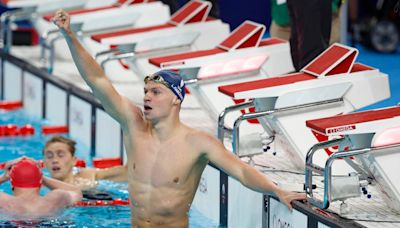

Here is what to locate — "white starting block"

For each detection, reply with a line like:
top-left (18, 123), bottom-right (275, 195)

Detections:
top-left (217, 43), bottom-right (390, 170)
top-left (0, 0), bottom-right (115, 52)
top-left (146, 21), bottom-right (294, 156)
top-left (0, 0), bottom-right (114, 9)
top-left (305, 106), bottom-right (400, 212)
top-left (37, 0), bottom-right (170, 71)
top-left (85, 0), bottom-right (230, 82)
top-left (40, 0), bottom-right (169, 33)
top-left (150, 20), bottom-right (293, 78)
top-left (1, 0), bottom-right (86, 9)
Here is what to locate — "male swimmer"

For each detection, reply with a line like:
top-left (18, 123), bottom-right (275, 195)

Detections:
top-left (0, 158), bottom-right (82, 219)
top-left (52, 9), bottom-right (306, 227)
top-left (43, 136), bottom-right (127, 191)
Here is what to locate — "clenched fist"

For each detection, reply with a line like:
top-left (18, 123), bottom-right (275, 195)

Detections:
top-left (52, 9), bottom-right (72, 36)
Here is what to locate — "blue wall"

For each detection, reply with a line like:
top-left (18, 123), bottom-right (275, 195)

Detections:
top-left (177, 0), bottom-right (272, 30)
top-left (219, 0), bottom-right (271, 30)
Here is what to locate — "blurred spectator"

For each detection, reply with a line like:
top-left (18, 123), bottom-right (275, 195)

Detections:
top-left (270, 0), bottom-right (340, 71)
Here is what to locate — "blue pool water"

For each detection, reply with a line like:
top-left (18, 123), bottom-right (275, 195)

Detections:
top-left (0, 109), bottom-right (220, 227)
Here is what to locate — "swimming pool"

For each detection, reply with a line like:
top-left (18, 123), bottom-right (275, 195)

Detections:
top-left (0, 109), bottom-right (221, 227)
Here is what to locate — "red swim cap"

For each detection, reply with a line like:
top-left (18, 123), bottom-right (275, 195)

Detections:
top-left (9, 159), bottom-right (42, 188)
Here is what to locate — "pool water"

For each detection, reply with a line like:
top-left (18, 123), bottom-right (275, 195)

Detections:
top-left (0, 109), bottom-right (220, 227)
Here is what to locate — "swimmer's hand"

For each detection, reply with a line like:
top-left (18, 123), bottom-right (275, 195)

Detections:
top-left (3, 156), bottom-right (28, 171)
top-left (3, 156), bottom-right (42, 171)
top-left (275, 189), bottom-right (307, 211)
top-left (1, 156), bottom-right (29, 179)
top-left (52, 9), bottom-right (72, 36)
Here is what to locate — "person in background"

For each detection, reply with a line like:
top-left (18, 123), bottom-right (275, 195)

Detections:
top-left (53, 9), bottom-right (306, 227)
top-left (285, 0), bottom-right (338, 71)
top-left (43, 135), bottom-right (128, 190)
top-left (270, 0), bottom-right (341, 44)
top-left (0, 157), bottom-right (82, 219)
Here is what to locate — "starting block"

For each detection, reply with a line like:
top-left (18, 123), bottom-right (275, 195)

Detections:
top-left (305, 106), bottom-right (400, 212)
top-left (86, 0), bottom-right (230, 82)
top-left (37, 0), bottom-right (170, 72)
top-left (217, 43), bottom-right (389, 168)
top-left (145, 21), bottom-right (294, 155)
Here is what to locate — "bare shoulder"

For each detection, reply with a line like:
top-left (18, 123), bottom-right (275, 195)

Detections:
top-left (121, 96), bottom-right (146, 130)
top-left (45, 189), bottom-right (72, 205)
top-left (184, 127), bottom-right (221, 151)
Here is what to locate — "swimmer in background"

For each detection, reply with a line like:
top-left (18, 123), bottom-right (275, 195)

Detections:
top-left (43, 136), bottom-right (128, 190)
top-left (0, 157), bottom-right (82, 219)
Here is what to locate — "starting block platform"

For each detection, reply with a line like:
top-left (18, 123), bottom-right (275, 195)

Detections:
top-left (217, 43), bottom-right (390, 172)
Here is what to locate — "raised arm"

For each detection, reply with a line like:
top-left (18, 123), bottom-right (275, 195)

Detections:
top-left (52, 9), bottom-right (142, 127)
top-left (200, 132), bottom-right (306, 210)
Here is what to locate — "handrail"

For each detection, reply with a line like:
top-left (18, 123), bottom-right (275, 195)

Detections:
top-left (217, 100), bottom-right (254, 142)
top-left (100, 52), bottom-right (136, 69)
top-left (232, 98), bottom-right (344, 155)
top-left (305, 137), bottom-right (400, 209)
top-left (0, 7), bottom-right (37, 52)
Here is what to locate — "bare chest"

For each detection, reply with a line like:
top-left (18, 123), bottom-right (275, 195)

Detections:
top-left (128, 137), bottom-right (203, 187)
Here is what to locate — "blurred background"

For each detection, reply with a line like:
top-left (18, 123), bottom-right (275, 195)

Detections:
top-left (1, 0), bottom-right (399, 110)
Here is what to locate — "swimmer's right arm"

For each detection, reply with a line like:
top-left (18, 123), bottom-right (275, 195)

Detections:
top-left (52, 10), bottom-right (142, 126)
top-left (42, 176), bottom-right (82, 204)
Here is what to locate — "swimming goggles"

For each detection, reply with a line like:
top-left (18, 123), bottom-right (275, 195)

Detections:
top-left (144, 74), bottom-right (170, 89)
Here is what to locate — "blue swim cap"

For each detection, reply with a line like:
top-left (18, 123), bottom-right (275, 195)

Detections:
top-left (145, 70), bottom-right (186, 101)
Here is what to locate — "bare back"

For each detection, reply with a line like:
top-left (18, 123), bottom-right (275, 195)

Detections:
top-left (0, 190), bottom-right (74, 220)
top-left (124, 118), bottom-right (209, 227)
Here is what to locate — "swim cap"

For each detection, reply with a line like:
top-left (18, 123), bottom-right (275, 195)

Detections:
top-left (144, 70), bottom-right (186, 101)
top-left (9, 159), bottom-right (42, 188)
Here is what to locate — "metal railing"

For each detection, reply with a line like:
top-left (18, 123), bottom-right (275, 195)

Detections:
top-left (230, 98), bottom-right (344, 156)
top-left (0, 7), bottom-right (37, 52)
top-left (305, 138), bottom-right (400, 209)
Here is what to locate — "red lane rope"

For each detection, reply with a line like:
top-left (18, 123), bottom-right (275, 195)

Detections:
top-left (0, 101), bottom-right (23, 111)
top-left (41, 125), bottom-right (69, 135)
top-left (0, 125), bottom-right (69, 137)
top-left (93, 157), bottom-right (122, 168)
top-left (75, 198), bottom-right (130, 207)
top-left (0, 124), bottom-right (35, 137)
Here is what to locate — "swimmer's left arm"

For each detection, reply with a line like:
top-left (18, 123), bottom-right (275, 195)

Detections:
top-left (202, 133), bottom-right (279, 193)
top-left (201, 133), bottom-right (306, 210)
top-left (95, 165), bottom-right (128, 182)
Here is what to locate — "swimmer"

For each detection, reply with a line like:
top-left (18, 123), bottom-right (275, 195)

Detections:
top-left (43, 136), bottom-right (128, 190)
top-left (53, 9), bottom-right (306, 227)
top-left (0, 157), bottom-right (82, 219)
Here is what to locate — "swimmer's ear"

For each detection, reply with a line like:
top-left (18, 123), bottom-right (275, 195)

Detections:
top-left (173, 97), bottom-right (181, 105)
